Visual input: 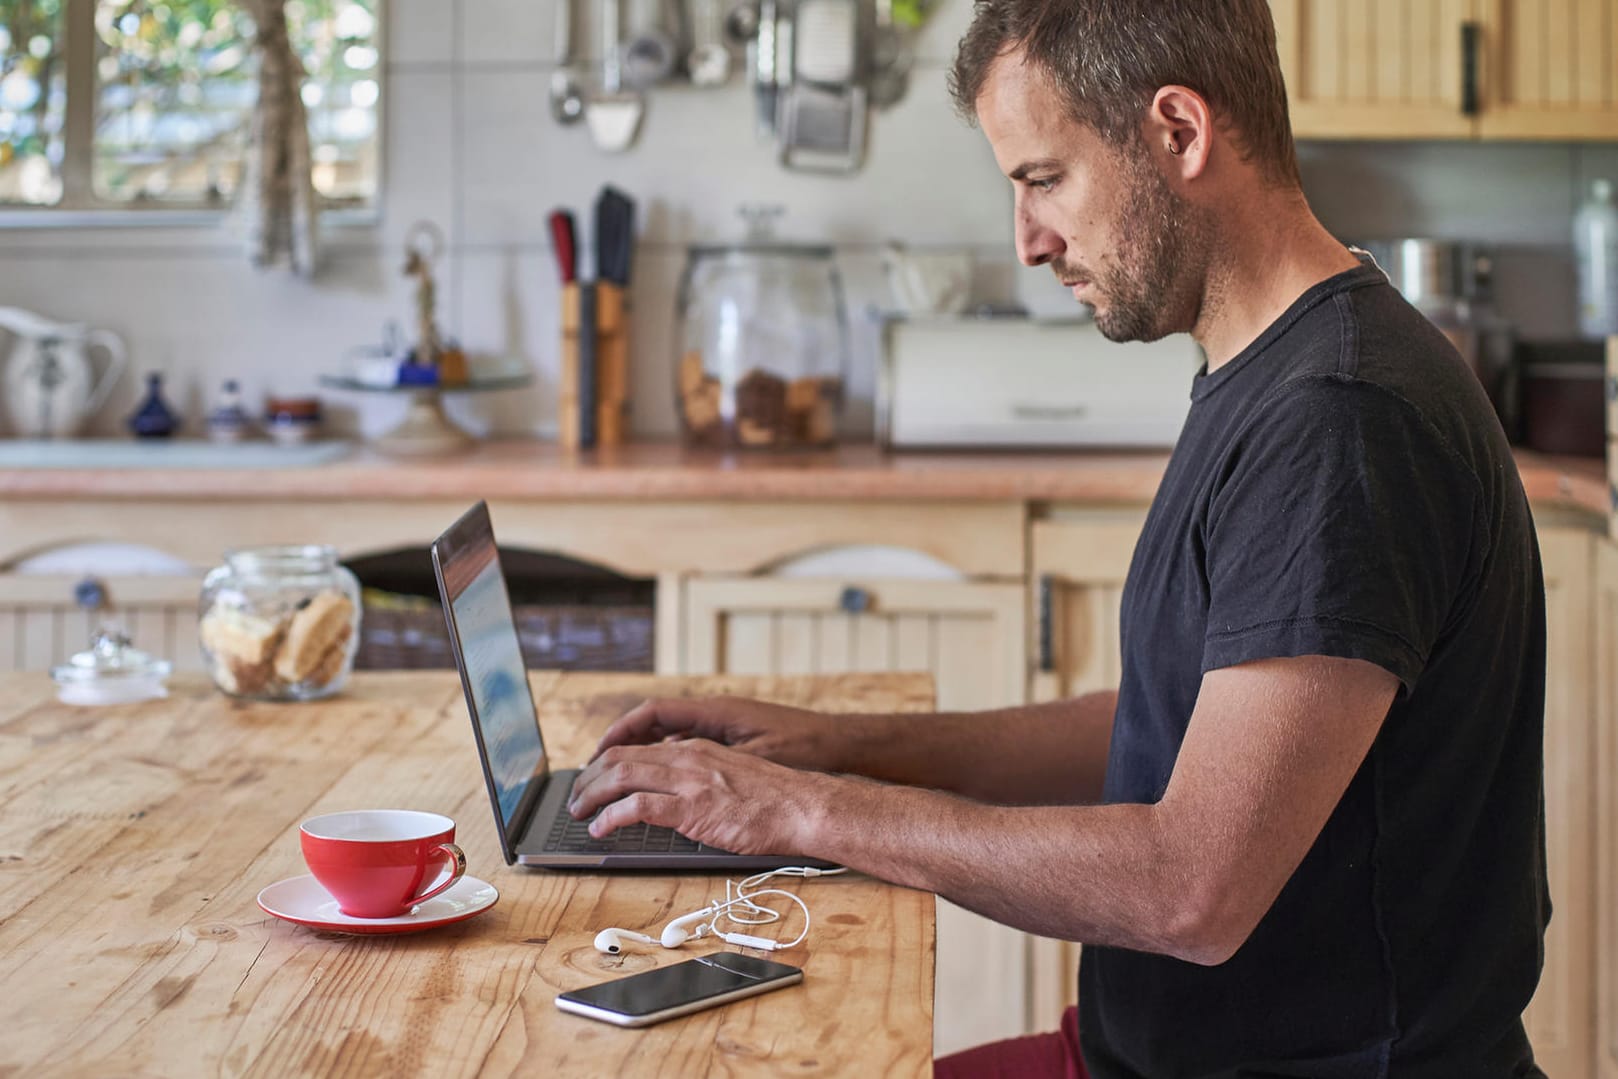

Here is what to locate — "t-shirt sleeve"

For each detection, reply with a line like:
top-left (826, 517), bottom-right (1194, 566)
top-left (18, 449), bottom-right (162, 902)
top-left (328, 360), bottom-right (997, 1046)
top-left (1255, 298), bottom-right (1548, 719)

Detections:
top-left (1201, 375), bottom-right (1481, 694)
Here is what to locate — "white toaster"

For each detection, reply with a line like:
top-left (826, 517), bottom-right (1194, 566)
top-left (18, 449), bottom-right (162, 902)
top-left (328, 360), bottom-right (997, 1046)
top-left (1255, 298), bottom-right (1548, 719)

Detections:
top-left (876, 315), bottom-right (1204, 450)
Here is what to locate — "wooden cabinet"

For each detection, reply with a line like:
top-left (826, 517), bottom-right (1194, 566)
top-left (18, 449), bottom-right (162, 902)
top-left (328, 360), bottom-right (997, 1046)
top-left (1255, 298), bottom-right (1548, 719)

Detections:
top-left (1478, 0), bottom-right (1618, 139)
top-left (1596, 537), bottom-right (1618, 1079)
top-left (682, 576), bottom-right (1025, 710)
top-left (0, 573), bottom-right (205, 673)
top-left (1272, 0), bottom-right (1478, 140)
top-left (1029, 514), bottom-right (1142, 707)
top-left (1271, 0), bottom-right (1618, 140)
top-left (1528, 527), bottom-right (1599, 1077)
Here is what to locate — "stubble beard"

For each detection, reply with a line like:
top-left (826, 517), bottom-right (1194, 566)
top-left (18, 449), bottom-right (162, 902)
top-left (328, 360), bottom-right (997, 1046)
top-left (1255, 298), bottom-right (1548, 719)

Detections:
top-left (1062, 144), bottom-right (1210, 344)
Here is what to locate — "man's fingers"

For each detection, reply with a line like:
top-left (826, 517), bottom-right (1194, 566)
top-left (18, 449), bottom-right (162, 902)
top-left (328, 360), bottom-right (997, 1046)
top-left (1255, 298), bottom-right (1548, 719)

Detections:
top-left (591, 698), bottom-right (710, 760)
top-left (569, 745), bottom-right (686, 818)
top-left (589, 791), bottom-right (683, 838)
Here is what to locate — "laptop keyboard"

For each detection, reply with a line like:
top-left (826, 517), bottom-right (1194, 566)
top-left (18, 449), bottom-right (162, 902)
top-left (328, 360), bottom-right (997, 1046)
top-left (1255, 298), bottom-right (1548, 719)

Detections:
top-left (543, 809), bottom-right (707, 855)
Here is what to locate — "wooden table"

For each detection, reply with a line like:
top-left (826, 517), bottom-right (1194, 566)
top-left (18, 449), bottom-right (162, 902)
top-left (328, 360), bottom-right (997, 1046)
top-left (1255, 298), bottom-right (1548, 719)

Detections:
top-left (0, 671), bottom-right (936, 1077)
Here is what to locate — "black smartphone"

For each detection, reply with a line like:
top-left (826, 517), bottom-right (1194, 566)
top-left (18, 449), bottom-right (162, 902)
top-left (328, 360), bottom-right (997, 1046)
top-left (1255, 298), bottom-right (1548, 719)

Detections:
top-left (554, 953), bottom-right (804, 1028)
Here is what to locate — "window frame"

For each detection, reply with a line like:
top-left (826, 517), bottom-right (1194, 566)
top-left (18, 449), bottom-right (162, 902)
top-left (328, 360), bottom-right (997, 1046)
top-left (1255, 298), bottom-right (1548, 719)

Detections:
top-left (0, 0), bottom-right (385, 229)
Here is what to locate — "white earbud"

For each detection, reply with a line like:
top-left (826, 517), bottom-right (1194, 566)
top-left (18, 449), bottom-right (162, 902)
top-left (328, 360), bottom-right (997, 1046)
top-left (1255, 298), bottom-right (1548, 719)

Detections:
top-left (590, 866), bottom-right (847, 957)
top-left (593, 928), bottom-right (657, 955)
top-left (660, 906), bottom-right (718, 948)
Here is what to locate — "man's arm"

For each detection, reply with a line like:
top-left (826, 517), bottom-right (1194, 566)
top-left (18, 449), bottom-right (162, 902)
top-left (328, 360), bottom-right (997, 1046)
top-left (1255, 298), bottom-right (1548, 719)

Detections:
top-left (830, 691), bottom-right (1117, 805)
top-left (570, 655), bottom-right (1398, 964)
top-left (591, 690), bottom-right (1118, 805)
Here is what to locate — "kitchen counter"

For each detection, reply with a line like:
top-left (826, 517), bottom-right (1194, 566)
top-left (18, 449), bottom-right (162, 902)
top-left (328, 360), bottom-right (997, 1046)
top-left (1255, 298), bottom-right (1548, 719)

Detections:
top-left (0, 440), bottom-right (1608, 516)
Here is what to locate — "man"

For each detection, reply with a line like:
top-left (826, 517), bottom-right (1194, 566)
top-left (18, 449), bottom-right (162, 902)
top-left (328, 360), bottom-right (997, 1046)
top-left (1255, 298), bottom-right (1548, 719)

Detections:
top-left (568, 1), bottom-right (1549, 1074)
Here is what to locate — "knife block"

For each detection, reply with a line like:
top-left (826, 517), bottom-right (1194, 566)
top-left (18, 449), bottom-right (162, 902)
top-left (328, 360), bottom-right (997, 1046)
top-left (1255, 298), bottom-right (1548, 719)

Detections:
top-left (560, 283), bottom-right (630, 450)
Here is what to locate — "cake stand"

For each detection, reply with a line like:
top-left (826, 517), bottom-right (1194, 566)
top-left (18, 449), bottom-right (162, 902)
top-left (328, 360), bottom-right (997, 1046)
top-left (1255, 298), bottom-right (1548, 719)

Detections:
top-left (318, 374), bottom-right (533, 457)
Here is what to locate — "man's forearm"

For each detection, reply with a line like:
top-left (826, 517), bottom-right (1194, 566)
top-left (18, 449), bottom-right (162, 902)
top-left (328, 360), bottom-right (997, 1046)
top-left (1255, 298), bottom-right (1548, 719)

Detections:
top-left (800, 773), bottom-right (1202, 960)
top-left (825, 690), bottom-right (1117, 806)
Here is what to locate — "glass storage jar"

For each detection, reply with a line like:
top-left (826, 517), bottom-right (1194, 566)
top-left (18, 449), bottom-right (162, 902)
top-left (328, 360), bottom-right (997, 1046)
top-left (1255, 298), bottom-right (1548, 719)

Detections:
top-left (675, 207), bottom-right (849, 449)
top-left (198, 545), bottom-right (361, 701)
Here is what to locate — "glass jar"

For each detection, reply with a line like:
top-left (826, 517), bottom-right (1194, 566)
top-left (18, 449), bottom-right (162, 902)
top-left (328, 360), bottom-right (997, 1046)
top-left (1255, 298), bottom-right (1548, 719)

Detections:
top-left (675, 207), bottom-right (849, 449)
top-left (198, 545), bottom-right (361, 701)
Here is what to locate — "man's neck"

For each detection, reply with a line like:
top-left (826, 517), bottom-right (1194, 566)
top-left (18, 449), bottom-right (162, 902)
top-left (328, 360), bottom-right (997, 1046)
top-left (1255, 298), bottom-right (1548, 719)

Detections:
top-left (1191, 198), bottom-right (1363, 372)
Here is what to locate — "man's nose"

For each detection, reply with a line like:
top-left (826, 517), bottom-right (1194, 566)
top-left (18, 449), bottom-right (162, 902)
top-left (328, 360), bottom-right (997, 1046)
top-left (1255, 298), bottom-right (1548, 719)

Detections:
top-left (1015, 208), bottom-right (1062, 268)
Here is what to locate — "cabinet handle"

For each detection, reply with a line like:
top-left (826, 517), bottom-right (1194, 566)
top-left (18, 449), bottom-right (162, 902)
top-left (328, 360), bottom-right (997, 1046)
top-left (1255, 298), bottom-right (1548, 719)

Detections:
top-left (839, 586), bottom-right (872, 615)
top-left (1037, 574), bottom-right (1056, 673)
top-left (1461, 21), bottom-right (1482, 118)
top-left (73, 576), bottom-right (108, 611)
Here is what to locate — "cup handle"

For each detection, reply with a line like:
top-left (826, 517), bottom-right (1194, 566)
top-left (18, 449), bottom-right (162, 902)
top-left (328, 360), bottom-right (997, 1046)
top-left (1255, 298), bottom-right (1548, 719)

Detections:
top-left (411, 842), bottom-right (467, 905)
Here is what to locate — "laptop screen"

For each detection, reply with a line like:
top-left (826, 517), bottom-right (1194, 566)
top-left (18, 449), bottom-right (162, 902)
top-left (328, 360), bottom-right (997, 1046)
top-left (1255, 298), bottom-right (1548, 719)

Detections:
top-left (432, 504), bottom-right (545, 837)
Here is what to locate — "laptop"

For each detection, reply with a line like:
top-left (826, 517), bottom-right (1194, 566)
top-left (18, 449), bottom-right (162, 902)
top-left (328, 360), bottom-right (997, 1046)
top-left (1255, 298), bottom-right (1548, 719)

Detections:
top-left (431, 501), bottom-right (827, 870)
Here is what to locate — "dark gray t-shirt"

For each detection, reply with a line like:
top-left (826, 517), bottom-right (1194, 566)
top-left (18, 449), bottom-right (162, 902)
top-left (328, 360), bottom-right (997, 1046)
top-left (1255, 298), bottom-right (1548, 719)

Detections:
top-left (1079, 262), bottom-right (1549, 1078)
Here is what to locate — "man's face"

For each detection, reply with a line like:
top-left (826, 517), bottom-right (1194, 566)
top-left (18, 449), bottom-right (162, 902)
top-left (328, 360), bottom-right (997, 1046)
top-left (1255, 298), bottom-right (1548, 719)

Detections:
top-left (976, 51), bottom-right (1206, 343)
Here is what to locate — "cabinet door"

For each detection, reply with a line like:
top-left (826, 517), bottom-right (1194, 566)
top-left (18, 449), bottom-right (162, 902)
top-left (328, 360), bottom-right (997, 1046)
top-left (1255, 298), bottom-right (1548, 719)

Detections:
top-left (684, 577), bottom-right (1026, 712)
top-left (1597, 537), bottom-right (1618, 1079)
top-left (1527, 528), bottom-right (1597, 1079)
top-left (1478, 0), bottom-right (1618, 140)
top-left (1272, 0), bottom-right (1479, 139)
top-left (0, 575), bottom-right (205, 673)
top-left (684, 574), bottom-right (1029, 1056)
top-left (1030, 516), bottom-right (1143, 706)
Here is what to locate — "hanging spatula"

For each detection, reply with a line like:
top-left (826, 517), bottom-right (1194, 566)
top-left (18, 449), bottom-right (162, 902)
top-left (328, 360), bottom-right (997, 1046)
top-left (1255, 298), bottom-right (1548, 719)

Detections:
top-left (586, 0), bottom-right (645, 153)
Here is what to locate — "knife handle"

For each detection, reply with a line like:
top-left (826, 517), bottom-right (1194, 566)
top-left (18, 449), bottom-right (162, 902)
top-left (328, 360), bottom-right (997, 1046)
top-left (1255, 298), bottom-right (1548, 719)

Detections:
top-left (595, 283), bottom-right (629, 447)
top-left (549, 210), bottom-right (576, 284)
top-left (559, 283), bottom-right (583, 450)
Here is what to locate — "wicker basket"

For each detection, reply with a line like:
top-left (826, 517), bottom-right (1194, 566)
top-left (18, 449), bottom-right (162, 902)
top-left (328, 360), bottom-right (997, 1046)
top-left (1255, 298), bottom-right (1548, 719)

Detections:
top-left (353, 589), bottom-right (654, 672)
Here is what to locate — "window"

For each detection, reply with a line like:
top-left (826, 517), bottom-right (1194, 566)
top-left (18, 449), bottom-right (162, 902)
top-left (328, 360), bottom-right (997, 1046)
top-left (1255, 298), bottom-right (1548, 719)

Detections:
top-left (0, 0), bottom-right (379, 213)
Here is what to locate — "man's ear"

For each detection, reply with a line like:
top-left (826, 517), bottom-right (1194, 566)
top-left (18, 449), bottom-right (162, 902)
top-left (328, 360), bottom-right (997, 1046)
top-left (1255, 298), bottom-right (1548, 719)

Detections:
top-left (1146, 85), bottom-right (1213, 179)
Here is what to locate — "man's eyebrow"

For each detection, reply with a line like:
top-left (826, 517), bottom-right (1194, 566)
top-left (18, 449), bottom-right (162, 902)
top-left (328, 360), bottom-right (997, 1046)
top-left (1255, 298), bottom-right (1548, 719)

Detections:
top-left (1009, 159), bottom-right (1062, 181)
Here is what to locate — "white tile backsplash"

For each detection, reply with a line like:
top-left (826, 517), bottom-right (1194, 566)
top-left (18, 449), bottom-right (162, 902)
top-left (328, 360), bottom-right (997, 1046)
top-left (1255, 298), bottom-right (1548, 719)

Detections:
top-left (458, 65), bottom-right (1007, 251)
top-left (379, 71), bottom-right (458, 250)
top-left (388, 0), bottom-right (458, 67)
top-left (0, 0), bottom-right (1600, 444)
top-left (460, 0), bottom-right (559, 65)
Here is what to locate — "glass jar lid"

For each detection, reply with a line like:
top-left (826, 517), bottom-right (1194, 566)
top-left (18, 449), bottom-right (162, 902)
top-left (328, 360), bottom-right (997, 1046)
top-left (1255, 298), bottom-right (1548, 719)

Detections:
top-left (687, 204), bottom-right (834, 261)
top-left (52, 628), bottom-right (172, 705)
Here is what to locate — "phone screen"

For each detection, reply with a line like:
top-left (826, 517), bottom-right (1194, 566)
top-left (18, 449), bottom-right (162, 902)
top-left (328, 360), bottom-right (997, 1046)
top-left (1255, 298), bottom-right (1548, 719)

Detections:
top-left (559, 953), bottom-right (801, 1018)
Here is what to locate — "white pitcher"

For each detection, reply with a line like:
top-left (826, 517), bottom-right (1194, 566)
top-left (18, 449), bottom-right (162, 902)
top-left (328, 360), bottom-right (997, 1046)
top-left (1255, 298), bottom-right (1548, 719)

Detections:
top-left (0, 307), bottom-right (128, 438)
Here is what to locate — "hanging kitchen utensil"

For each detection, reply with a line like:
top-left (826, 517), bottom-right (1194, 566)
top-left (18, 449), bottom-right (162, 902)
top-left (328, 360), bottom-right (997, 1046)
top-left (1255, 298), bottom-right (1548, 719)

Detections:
top-left (586, 0), bottom-right (645, 153)
top-left (748, 0), bottom-right (781, 139)
top-left (687, 0), bottom-right (732, 87)
top-left (869, 0), bottom-right (911, 109)
top-left (549, 0), bottom-right (586, 124)
top-left (724, 1), bottom-right (759, 46)
top-left (623, 0), bottom-right (678, 88)
top-left (778, 0), bottom-right (866, 172)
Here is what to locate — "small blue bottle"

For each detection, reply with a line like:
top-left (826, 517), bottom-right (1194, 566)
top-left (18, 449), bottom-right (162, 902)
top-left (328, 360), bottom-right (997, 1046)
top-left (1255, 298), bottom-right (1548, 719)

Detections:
top-left (128, 372), bottom-right (179, 439)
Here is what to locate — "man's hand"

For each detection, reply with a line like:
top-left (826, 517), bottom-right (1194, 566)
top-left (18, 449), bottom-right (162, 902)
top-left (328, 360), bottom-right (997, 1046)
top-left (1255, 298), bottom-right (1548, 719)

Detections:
top-left (568, 737), bottom-right (836, 856)
top-left (590, 696), bottom-right (842, 771)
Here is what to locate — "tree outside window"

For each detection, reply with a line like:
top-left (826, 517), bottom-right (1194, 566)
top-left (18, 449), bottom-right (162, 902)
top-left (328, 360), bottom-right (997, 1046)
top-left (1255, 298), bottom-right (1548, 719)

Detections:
top-left (0, 0), bottom-right (379, 211)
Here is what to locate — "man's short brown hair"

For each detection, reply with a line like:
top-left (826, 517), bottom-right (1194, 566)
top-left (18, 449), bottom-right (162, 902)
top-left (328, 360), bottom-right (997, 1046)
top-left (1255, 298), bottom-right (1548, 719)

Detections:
top-left (948, 0), bottom-right (1300, 187)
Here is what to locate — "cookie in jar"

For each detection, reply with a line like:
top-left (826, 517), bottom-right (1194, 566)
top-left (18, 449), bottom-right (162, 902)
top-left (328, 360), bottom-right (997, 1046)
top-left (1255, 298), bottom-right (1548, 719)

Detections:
top-left (198, 546), bottom-right (361, 701)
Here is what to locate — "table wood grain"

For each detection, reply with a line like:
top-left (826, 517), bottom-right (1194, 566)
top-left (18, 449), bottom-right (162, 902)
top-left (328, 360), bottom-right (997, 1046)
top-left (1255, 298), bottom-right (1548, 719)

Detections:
top-left (0, 671), bottom-right (937, 1077)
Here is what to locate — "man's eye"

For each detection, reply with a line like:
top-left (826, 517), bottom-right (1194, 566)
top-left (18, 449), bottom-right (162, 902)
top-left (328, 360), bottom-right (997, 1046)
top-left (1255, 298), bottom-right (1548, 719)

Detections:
top-left (1029, 177), bottom-right (1057, 192)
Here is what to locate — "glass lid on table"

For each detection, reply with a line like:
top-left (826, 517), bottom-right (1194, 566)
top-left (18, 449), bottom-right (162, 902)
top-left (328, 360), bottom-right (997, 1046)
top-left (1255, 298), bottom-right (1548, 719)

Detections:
top-left (675, 206), bottom-right (849, 451)
top-left (52, 627), bottom-right (173, 706)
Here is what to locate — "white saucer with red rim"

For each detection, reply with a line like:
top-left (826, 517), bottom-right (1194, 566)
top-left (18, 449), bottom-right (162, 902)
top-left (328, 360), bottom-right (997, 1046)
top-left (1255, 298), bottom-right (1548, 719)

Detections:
top-left (256, 873), bottom-right (499, 935)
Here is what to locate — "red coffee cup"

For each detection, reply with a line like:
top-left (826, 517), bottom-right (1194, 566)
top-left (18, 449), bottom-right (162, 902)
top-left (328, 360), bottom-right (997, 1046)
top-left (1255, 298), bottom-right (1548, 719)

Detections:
top-left (300, 810), bottom-right (466, 918)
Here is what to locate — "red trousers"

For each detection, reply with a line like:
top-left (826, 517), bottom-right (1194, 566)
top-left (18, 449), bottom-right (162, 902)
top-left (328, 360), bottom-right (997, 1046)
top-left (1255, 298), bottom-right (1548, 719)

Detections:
top-left (933, 1006), bottom-right (1089, 1079)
